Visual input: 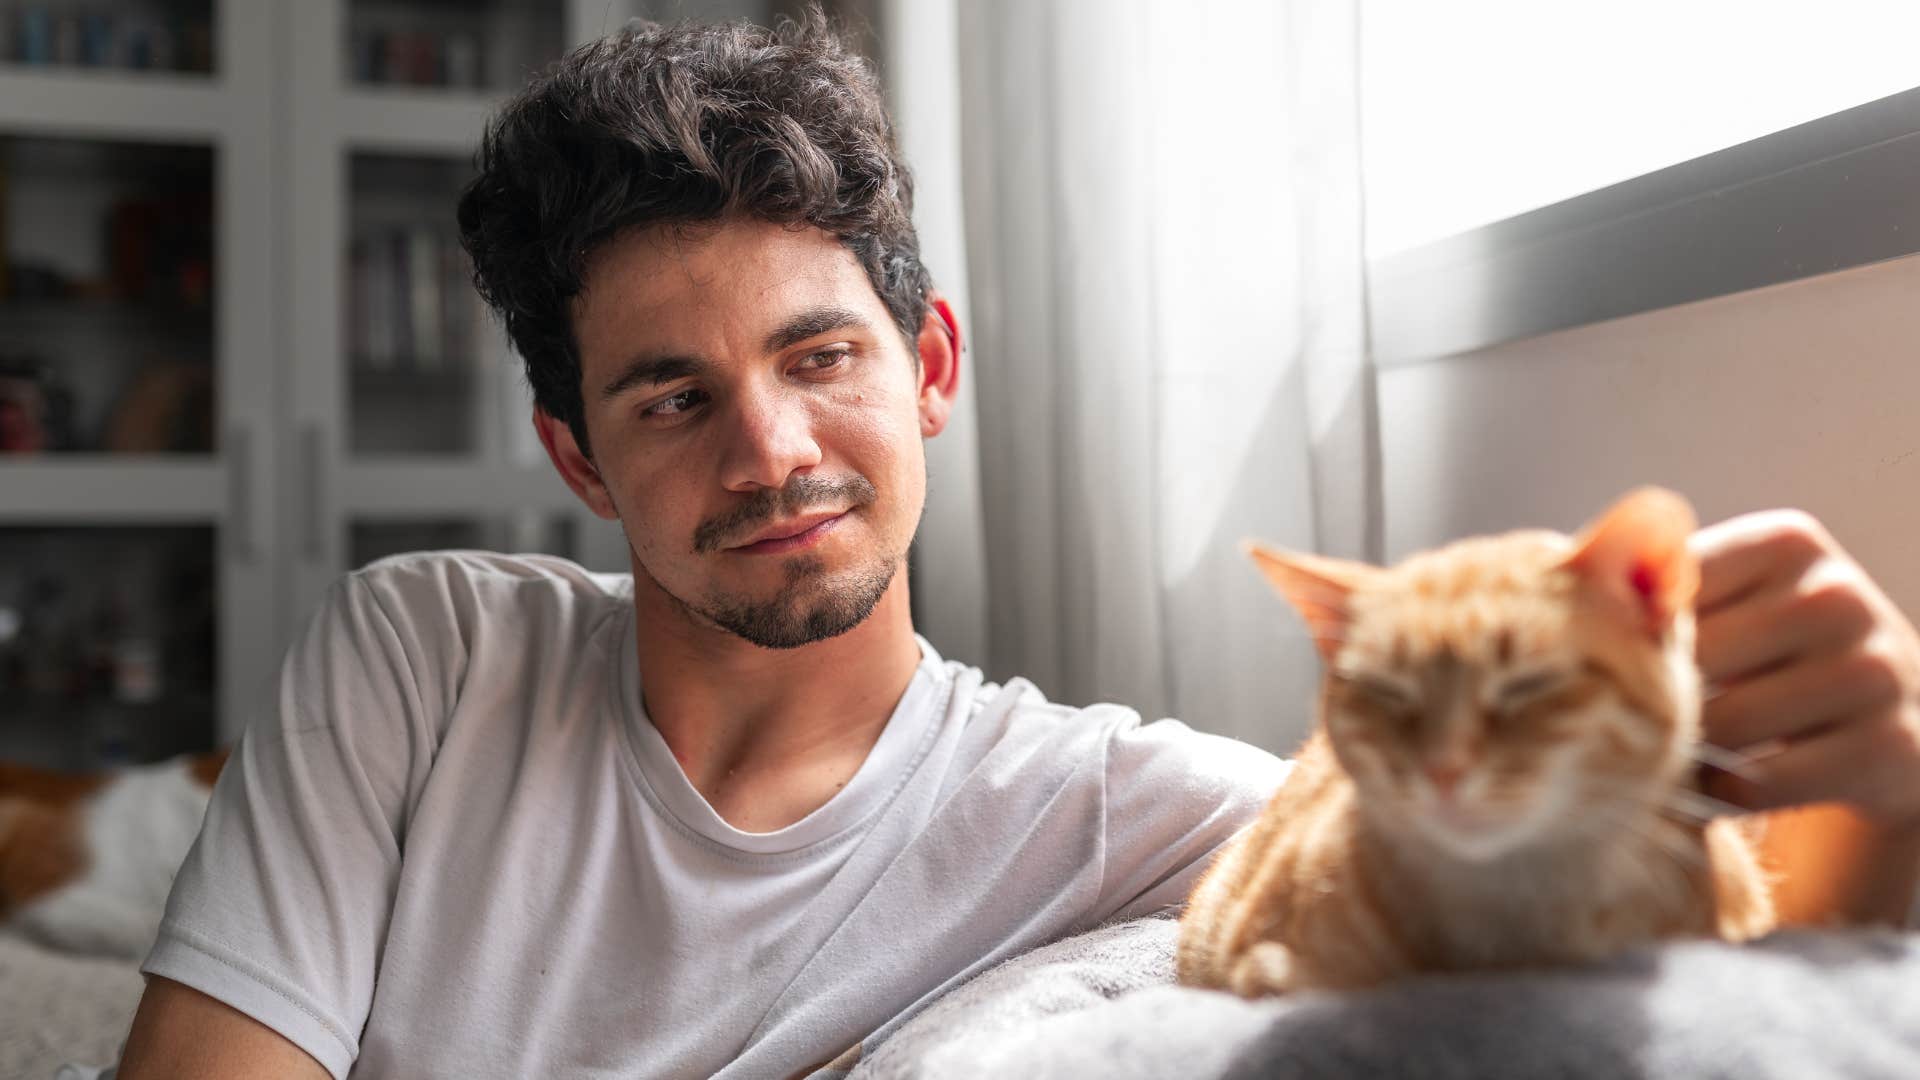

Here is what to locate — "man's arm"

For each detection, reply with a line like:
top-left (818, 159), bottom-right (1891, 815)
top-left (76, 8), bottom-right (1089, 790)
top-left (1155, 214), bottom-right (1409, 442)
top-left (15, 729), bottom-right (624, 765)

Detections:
top-left (1760, 804), bottom-right (1920, 927)
top-left (118, 978), bottom-right (331, 1080)
top-left (133, 570), bottom-right (439, 1076)
top-left (1093, 713), bottom-right (1290, 921)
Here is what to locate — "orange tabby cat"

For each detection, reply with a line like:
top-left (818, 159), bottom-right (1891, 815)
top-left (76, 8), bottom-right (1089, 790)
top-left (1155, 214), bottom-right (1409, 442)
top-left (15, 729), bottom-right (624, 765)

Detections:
top-left (0, 748), bottom-right (228, 958)
top-left (1178, 487), bottom-right (1775, 996)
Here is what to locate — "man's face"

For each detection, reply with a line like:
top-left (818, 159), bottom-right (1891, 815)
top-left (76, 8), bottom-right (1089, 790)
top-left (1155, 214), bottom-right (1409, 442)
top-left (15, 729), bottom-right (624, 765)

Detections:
top-left (561, 218), bottom-right (933, 649)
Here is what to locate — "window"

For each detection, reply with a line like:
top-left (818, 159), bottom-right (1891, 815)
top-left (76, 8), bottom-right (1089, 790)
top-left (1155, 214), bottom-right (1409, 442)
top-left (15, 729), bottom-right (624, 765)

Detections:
top-left (1361, 0), bottom-right (1920, 364)
top-left (1363, 0), bottom-right (1920, 257)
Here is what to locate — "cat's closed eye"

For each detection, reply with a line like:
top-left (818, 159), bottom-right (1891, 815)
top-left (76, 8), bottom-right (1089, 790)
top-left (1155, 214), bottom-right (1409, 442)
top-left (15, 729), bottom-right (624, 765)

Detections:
top-left (1491, 669), bottom-right (1568, 713)
top-left (1339, 672), bottom-right (1421, 714)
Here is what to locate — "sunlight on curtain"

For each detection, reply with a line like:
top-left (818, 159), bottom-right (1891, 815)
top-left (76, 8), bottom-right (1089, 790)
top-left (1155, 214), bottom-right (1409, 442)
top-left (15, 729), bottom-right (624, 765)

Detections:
top-left (882, 0), bottom-right (991, 672)
top-left (891, 0), bottom-right (1373, 752)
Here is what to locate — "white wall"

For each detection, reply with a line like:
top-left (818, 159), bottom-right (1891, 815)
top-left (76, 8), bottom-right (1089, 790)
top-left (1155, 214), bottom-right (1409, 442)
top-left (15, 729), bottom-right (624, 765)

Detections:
top-left (1379, 251), bottom-right (1920, 616)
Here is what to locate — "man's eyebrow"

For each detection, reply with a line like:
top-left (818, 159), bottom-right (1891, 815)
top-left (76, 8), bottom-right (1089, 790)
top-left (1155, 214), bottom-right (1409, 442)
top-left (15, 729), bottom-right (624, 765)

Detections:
top-left (598, 354), bottom-right (710, 403)
top-left (764, 306), bottom-right (871, 354)
top-left (597, 307), bottom-right (869, 403)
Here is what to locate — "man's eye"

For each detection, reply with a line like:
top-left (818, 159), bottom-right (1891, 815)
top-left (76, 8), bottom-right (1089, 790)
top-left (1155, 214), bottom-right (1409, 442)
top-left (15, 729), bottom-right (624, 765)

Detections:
top-left (797, 349), bottom-right (852, 373)
top-left (643, 388), bottom-right (706, 418)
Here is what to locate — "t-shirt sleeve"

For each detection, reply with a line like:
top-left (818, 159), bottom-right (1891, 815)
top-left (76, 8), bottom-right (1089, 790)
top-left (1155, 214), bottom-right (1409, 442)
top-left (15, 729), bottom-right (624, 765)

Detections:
top-left (1092, 715), bottom-right (1292, 924)
top-left (142, 573), bottom-right (438, 1079)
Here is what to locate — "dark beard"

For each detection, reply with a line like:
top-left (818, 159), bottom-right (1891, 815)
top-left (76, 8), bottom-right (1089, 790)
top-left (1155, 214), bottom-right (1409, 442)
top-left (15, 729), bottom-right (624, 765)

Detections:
top-left (618, 471), bottom-right (920, 649)
top-left (672, 472), bottom-right (895, 648)
top-left (695, 549), bottom-right (900, 649)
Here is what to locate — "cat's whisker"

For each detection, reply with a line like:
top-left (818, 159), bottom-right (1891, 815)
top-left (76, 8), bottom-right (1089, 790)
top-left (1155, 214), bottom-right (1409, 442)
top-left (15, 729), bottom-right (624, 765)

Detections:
top-left (1688, 742), bottom-right (1763, 784)
top-left (1610, 811), bottom-right (1707, 872)
top-left (1661, 788), bottom-right (1746, 825)
top-left (1581, 800), bottom-right (1707, 872)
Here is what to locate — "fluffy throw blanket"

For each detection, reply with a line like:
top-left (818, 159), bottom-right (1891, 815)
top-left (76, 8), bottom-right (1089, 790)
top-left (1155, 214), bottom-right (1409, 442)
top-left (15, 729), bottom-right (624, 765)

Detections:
top-left (0, 935), bottom-right (143, 1080)
top-left (847, 917), bottom-right (1920, 1080)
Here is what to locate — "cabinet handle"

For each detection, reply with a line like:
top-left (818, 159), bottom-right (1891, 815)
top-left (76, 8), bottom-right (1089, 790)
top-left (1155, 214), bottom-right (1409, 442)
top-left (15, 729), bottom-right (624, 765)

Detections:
top-left (300, 424), bottom-right (326, 563)
top-left (227, 424), bottom-right (256, 564)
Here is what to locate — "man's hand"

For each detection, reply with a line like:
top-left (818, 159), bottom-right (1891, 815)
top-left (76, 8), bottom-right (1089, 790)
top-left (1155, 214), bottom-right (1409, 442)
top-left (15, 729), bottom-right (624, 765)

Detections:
top-left (1690, 509), bottom-right (1920, 824)
top-left (1689, 509), bottom-right (1920, 926)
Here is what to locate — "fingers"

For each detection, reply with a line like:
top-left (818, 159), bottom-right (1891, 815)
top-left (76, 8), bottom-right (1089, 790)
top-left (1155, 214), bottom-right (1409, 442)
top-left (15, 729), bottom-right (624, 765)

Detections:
top-left (1688, 509), bottom-right (1920, 829)
top-left (1689, 510), bottom-right (1828, 615)
top-left (1703, 713), bottom-right (1920, 822)
top-left (1695, 564), bottom-right (1877, 684)
top-left (1703, 636), bottom-right (1906, 749)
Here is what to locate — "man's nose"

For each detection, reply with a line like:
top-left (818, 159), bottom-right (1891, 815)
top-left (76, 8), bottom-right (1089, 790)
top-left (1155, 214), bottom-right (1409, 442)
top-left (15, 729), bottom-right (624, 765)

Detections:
top-left (718, 388), bottom-right (823, 492)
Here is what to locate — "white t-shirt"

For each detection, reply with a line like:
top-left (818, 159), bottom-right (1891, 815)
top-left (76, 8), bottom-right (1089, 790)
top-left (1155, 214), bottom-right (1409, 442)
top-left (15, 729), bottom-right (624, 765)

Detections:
top-left (143, 552), bottom-right (1287, 1079)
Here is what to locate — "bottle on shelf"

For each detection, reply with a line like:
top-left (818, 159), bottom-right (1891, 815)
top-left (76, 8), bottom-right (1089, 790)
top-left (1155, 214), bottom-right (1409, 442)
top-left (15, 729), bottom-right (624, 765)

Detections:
top-left (0, 357), bottom-right (49, 454)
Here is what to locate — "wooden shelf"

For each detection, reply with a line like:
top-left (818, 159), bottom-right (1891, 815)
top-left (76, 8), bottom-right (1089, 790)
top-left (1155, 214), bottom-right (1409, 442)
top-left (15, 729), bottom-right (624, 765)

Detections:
top-left (0, 457), bottom-right (225, 521)
top-left (0, 297), bottom-right (214, 336)
top-left (337, 86), bottom-right (495, 153)
top-left (0, 68), bottom-right (232, 141)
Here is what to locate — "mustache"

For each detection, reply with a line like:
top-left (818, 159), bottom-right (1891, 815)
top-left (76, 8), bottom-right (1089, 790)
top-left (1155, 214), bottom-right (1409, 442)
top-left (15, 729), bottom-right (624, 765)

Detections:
top-left (692, 474), bottom-right (878, 553)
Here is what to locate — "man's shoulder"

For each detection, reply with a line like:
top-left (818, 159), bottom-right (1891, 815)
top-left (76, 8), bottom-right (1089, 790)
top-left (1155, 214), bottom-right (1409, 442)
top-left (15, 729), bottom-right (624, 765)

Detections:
top-left (308, 551), bottom-right (635, 679)
top-left (344, 549), bottom-right (632, 622)
top-left (955, 670), bottom-right (1289, 794)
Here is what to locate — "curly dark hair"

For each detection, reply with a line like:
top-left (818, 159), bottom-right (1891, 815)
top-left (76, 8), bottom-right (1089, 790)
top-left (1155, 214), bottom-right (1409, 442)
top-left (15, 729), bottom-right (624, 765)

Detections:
top-left (456, 8), bottom-right (930, 456)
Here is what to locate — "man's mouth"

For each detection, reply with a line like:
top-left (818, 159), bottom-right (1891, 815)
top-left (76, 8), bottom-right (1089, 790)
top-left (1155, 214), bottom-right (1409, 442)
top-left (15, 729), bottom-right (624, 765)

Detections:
top-left (728, 511), bottom-right (847, 555)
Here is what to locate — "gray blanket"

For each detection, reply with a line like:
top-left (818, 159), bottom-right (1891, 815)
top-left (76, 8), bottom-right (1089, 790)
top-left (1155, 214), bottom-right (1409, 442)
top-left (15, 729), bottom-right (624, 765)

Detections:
top-left (848, 917), bottom-right (1920, 1080)
top-left (0, 935), bottom-right (143, 1080)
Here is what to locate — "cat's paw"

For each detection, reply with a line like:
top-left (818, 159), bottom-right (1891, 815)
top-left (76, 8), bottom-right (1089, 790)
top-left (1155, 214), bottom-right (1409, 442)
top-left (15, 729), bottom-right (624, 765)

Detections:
top-left (1227, 941), bottom-right (1297, 997)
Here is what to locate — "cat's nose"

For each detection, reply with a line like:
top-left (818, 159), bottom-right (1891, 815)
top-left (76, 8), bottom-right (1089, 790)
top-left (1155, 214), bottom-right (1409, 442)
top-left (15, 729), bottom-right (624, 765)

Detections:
top-left (1425, 763), bottom-right (1465, 797)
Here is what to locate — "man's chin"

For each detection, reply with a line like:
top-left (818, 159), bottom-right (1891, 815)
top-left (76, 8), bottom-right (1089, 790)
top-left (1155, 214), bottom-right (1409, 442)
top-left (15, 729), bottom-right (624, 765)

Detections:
top-left (726, 610), bottom-right (865, 650)
top-left (701, 560), bottom-right (898, 650)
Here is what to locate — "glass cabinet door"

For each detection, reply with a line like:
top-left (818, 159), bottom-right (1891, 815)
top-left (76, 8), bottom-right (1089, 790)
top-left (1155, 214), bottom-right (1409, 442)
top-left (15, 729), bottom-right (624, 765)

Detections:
top-left (1, 135), bottom-right (214, 457)
top-left (285, 0), bottom-right (614, 630)
top-left (0, 1), bottom-right (277, 762)
top-left (345, 151), bottom-right (529, 461)
top-left (0, 525), bottom-right (216, 767)
top-left (345, 0), bottom-right (563, 93)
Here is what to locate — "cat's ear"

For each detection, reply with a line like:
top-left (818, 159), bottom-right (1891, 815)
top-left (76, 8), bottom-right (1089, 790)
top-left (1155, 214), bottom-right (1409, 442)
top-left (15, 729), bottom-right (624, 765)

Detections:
top-left (1246, 541), bottom-right (1376, 662)
top-left (1559, 486), bottom-right (1700, 638)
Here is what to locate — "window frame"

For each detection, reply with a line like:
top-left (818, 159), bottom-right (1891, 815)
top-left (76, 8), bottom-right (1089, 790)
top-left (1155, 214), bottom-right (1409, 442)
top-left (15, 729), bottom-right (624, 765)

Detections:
top-left (1367, 84), bottom-right (1920, 367)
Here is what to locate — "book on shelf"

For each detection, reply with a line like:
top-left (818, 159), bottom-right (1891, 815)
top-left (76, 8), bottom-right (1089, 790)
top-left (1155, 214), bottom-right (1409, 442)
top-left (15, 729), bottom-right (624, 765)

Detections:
top-left (349, 27), bottom-right (487, 90)
top-left (347, 226), bottom-right (483, 378)
top-left (408, 226), bottom-right (443, 370)
top-left (0, 5), bottom-right (214, 73)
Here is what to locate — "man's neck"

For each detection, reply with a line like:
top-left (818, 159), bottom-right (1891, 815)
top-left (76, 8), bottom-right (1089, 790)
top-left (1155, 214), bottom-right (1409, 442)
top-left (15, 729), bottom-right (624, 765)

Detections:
top-left (629, 566), bottom-right (924, 833)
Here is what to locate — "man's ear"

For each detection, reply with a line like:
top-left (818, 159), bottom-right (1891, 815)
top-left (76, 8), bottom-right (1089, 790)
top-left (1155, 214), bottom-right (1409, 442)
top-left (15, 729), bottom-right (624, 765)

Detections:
top-left (915, 291), bottom-right (962, 437)
top-left (533, 407), bottom-right (619, 521)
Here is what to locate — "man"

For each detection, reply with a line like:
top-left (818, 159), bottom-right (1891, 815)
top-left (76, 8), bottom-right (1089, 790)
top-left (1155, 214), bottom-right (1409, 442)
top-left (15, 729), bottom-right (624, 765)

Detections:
top-left (119, 13), bottom-right (1920, 1079)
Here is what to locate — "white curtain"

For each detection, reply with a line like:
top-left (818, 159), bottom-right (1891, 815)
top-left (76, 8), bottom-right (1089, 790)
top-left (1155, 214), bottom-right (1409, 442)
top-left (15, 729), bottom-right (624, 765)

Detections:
top-left (887, 0), bottom-right (1375, 754)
